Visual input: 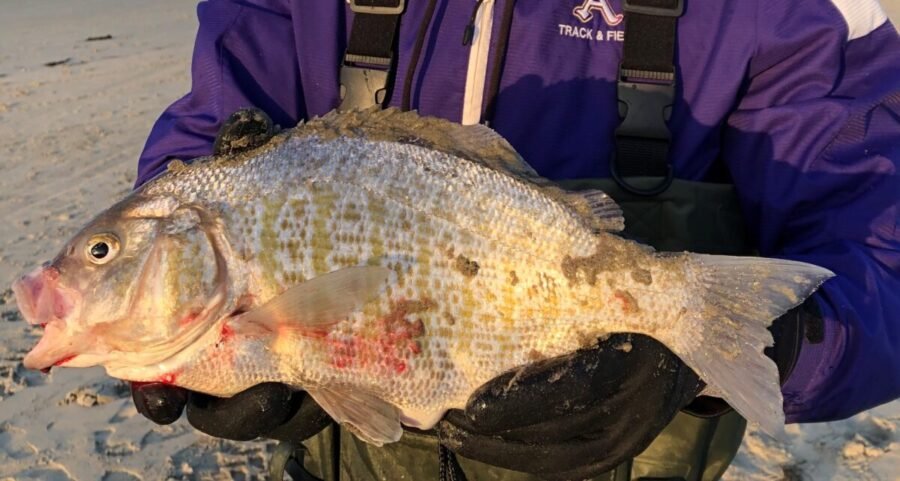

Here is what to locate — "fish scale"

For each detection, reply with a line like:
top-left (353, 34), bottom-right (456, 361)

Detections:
top-left (16, 109), bottom-right (833, 444)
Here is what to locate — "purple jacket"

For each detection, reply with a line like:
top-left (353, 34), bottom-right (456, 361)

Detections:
top-left (138, 0), bottom-right (900, 423)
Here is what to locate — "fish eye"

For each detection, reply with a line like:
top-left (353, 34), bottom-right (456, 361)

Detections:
top-left (85, 234), bottom-right (120, 265)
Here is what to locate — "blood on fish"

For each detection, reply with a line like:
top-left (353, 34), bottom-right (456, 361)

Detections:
top-left (54, 355), bottom-right (76, 366)
top-left (158, 372), bottom-right (178, 385)
top-left (219, 323), bottom-right (235, 343)
top-left (209, 326), bottom-right (240, 366)
top-left (393, 359), bottom-right (407, 374)
top-left (179, 310), bottom-right (201, 326)
top-left (323, 298), bottom-right (433, 375)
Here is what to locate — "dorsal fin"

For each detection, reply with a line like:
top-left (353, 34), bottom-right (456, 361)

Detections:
top-left (562, 189), bottom-right (625, 232)
top-left (299, 108), bottom-right (624, 233)
top-left (299, 108), bottom-right (541, 180)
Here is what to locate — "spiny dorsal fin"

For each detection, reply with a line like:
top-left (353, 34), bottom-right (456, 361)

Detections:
top-left (299, 108), bottom-right (540, 180)
top-left (563, 189), bottom-right (625, 232)
top-left (300, 109), bottom-right (623, 233)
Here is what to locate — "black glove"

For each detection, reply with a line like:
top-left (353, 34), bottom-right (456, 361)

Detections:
top-left (131, 382), bottom-right (331, 443)
top-left (437, 333), bottom-right (702, 480)
top-left (437, 299), bottom-right (824, 480)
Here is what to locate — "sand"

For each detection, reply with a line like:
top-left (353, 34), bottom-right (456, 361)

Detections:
top-left (0, 1), bottom-right (897, 479)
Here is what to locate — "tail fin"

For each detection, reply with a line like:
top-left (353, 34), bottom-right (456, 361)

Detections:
top-left (674, 254), bottom-right (833, 435)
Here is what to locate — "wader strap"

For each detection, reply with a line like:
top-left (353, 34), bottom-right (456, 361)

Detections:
top-left (338, 0), bottom-right (406, 111)
top-left (439, 444), bottom-right (469, 481)
top-left (269, 441), bottom-right (324, 481)
top-left (613, 0), bottom-right (683, 196)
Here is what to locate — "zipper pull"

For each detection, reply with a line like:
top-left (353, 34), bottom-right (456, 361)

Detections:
top-left (462, 0), bottom-right (485, 46)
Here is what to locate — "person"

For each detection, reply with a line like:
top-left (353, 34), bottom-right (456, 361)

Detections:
top-left (130, 1), bottom-right (900, 480)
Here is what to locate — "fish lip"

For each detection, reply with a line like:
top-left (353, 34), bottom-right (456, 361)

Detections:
top-left (22, 340), bottom-right (76, 371)
top-left (12, 265), bottom-right (79, 327)
top-left (11, 275), bottom-right (38, 325)
top-left (21, 310), bottom-right (81, 372)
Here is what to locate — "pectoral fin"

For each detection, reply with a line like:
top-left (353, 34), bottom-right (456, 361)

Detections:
top-left (238, 266), bottom-right (391, 332)
top-left (307, 386), bottom-right (403, 446)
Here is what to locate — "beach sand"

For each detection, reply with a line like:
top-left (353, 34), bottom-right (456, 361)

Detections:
top-left (0, 1), bottom-right (897, 479)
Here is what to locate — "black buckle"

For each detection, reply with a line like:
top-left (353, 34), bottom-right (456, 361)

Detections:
top-left (622, 0), bottom-right (683, 17)
top-left (349, 0), bottom-right (405, 15)
top-left (615, 74), bottom-right (674, 141)
top-left (612, 66), bottom-right (676, 196)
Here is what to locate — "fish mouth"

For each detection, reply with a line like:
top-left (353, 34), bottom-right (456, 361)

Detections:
top-left (12, 264), bottom-right (80, 327)
top-left (22, 320), bottom-right (80, 372)
top-left (13, 265), bottom-right (84, 372)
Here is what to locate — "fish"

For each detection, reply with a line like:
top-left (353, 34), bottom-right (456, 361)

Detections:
top-left (12, 108), bottom-right (832, 444)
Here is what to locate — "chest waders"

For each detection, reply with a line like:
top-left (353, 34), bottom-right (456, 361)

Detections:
top-left (269, 1), bottom-right (748, 480)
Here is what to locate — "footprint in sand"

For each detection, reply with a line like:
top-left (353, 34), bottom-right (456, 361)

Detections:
top-left (0, 347), bottom-right (46, 399)
top-left (856, 415), bottom-right (896, 450)
top-left (0, 424), bottom-right (38, 460)
top-left (93, 428), bottom-right (139, 457)
top-left (58, 380), bottom-right (130, 407)
top-left (100, 470), bottom-right (142, 481)
top-left (11, 467), bottom-right (75, 481)
top-left (167, 439), bottom-right (274, 481)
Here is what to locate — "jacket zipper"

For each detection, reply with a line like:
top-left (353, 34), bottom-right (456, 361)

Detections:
top-left (462, 0), bottom-right (485, 46)
top-left (461, 0), bottom-right (495, 125)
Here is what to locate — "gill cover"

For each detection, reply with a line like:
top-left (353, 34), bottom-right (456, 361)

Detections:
top-left (15, 195), bottom-right (235, 374)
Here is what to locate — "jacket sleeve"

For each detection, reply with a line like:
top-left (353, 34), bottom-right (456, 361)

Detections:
top-left (722, 0), bottom-right (900, 422)
top-left (136, 0), bottom-right (305, 187)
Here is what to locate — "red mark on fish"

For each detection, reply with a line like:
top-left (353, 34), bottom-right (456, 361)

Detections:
top-left (38, 353), bottom-right (75, 374)
top-left (158, 372), bottom-right (178, 385)
top-left (323, 298), bottom-right (434, 375)
top-left (613, 290), bottom-right (639, 314)
top-left (54, 355), bottom-right (76, 366)
top-left (179, 310), bottom-right (201, 326)
top-left (220, 322), bottom-right (235, 343)
top-left (44, 265), bottom-right (60, 281)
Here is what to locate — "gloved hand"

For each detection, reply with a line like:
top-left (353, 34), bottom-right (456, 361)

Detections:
top-left (132, 382), bottom-right (331, 443)
top-left (436, 299), bottom-right (823, 480)
top-left (437, 333), bottom-right (702, 480)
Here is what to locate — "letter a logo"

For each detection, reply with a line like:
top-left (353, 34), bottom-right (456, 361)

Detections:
top-left (573, 0), bottom-right (624, 26)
